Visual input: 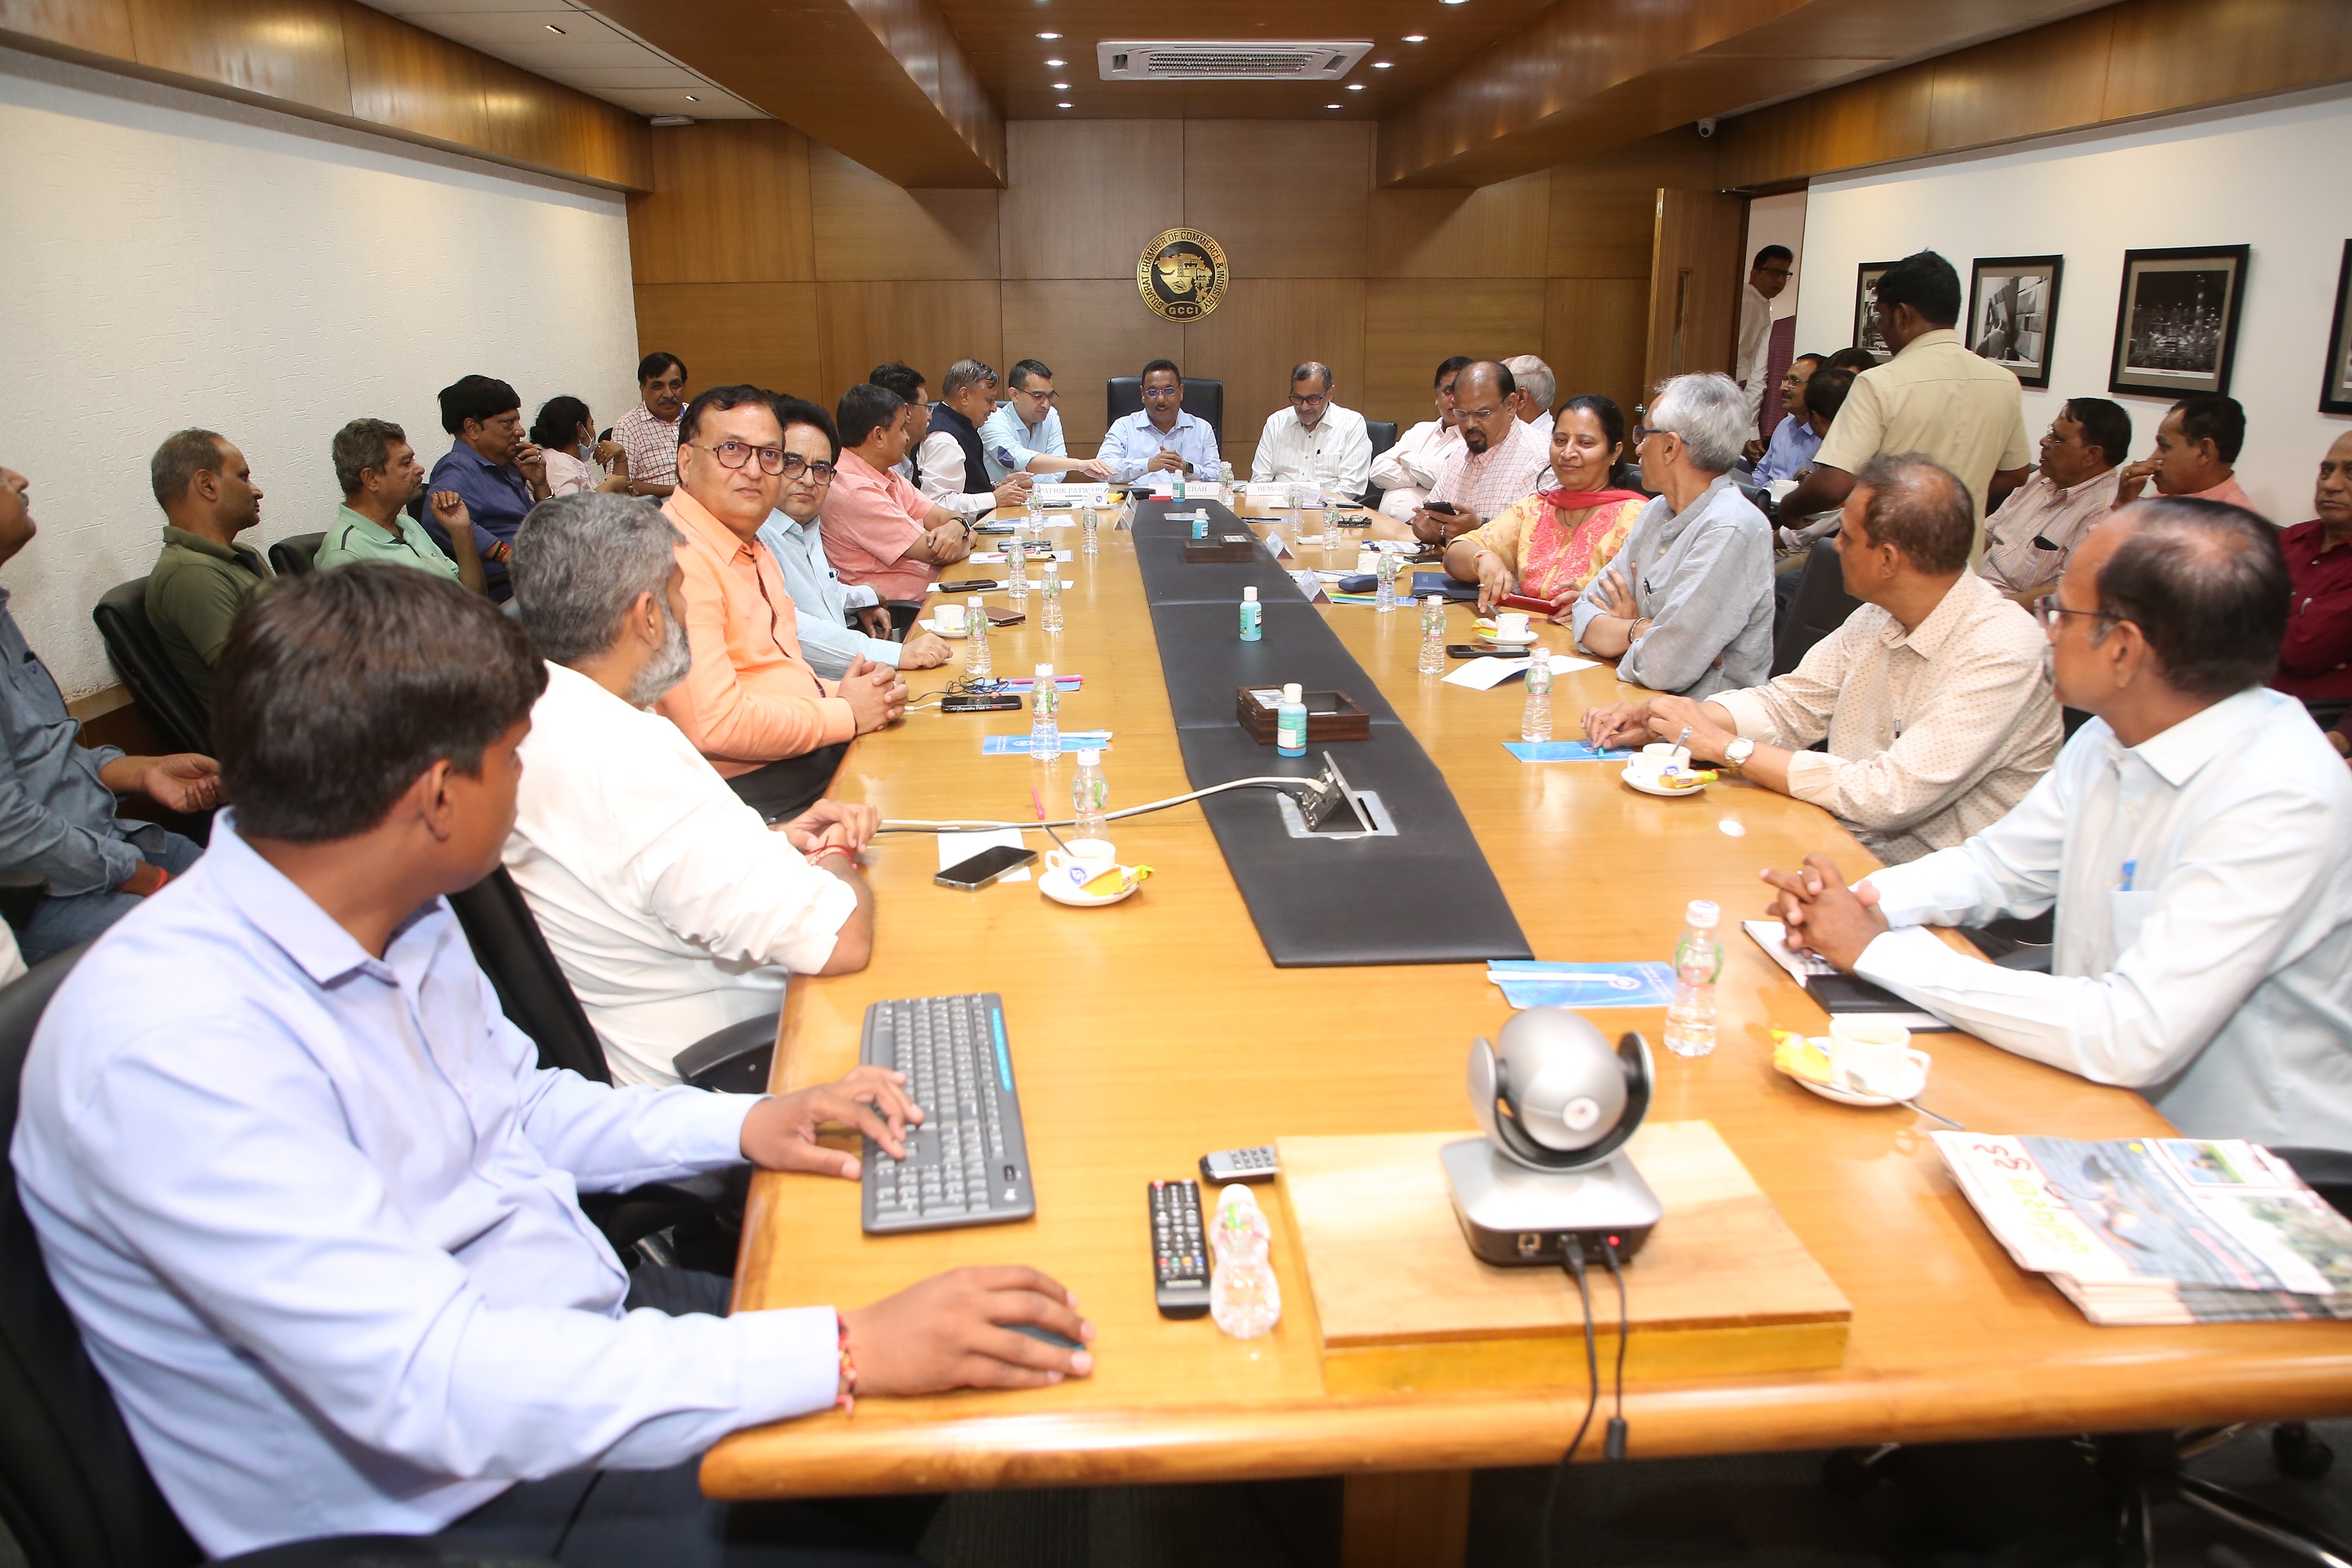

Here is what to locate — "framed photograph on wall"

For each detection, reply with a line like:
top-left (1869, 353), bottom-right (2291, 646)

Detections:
top-left (1853, 261), bottom-right (1900, 363)
top-left (1967, 255), bottom-right (2064, 389)
top-left (2321, 239), bottom-right (2352, 416)
top-left (2108, 244), bottom-right (2249, 399)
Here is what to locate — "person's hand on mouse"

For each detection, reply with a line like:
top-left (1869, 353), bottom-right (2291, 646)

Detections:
top-left (842, 1266), bottom-right (1094, 1396)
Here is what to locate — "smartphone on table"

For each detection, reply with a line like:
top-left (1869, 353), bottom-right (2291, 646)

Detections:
top-left (934, 844), bottom-right (1038, 889)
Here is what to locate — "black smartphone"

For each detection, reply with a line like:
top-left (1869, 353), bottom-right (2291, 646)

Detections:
top-left (934, 844), bottom-right (1038, 889)
top-left (1423, 501), bottom-right (1459, 514)
top-left (941, 693), bottom-right (1022, 713)
top-left (1446, 644), bottom-right (1490, 658)
top-left (937, 577), bottom-right (1000, 593)
top-left (973, 523), bottom-right (1015, 535)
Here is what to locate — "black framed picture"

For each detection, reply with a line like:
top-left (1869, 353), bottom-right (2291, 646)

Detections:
top-left (2321, 239), bottom-right (2352, 416)
top-left (2108, 244), bottom-right (2250, 399)
top-left (1853, 261), bottom-right (1900, 363)
top-left (1967, 255), bottom-right (2063, 389)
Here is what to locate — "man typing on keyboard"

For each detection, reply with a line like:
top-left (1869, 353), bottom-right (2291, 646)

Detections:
top-left (11, 565), bottom-right (1094, 1566)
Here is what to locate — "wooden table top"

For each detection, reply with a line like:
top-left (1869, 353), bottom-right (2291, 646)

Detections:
top-left (703, 504), bottom-right (2352, 1501)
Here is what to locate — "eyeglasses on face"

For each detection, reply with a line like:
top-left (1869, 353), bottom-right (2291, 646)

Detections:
top-left (2030, 593), bottom-right (2121, 631)
top-left (1142, 385), bottom-right (1183, 401)
top-left (1631, 425), bottom-right (1673, 445)
top-left (689, 439), bottom-right (795, 475)
top-left (779, 453), bottom-right (836, 482)
top-left (1755, 265), bottom-right (1793, 279)
top-left (1016, 386), bottom-right (1058, 403)
top-left (1290, 390), bottom-right (1330, 409)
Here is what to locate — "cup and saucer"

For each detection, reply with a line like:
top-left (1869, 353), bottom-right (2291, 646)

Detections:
top-left (1800, 1019), bottom-right (1932, 1108)
top-left (1038, 840), bottom-right (1147, 907)
top-left (920, 604), bottom-right (971, 639)
top-left (1620, 742), bottom-right (1711, 797)
top-left (1475, 611), bottom-right (1540, 649)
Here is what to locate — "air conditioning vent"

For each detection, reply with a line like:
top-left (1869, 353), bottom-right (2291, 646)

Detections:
top-left (1097, 40), bottom-right (1370, 82)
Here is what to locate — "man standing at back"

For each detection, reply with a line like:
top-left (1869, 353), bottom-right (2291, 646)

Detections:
top-left (1777, 250), bottom-right (2033, 557)
top-left (1252, 361), bottom-right (1372, 501)
top-left (1738, 246), bottom-right (1796, 424)
top-left (656, 385), bottom-right (904, 822)
top-left (144, 428), bottom-right (269, 706)
top-left (615, 351), bottom-right (688, 499)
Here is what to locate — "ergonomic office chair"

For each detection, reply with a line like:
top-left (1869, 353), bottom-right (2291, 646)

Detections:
top-left (0, 947), bottom-right (556, 1568)
top-left (267, 531), bottom-right (323, 578)
top-left (1106, 376), bottom-right (1225, 449)
top-left (1360, 420), bottom-right (1400, 510)
top-left (1769, 540), bottom-right (1863, 678)
top-left (445, 867), bottom-right (775, 1260)
top-left (91, 580), bottom-right (211, 755)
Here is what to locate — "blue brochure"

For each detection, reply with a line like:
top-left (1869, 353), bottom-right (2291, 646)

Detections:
top-left (1503, 742), bottom-right (1635, 763)
top-left (1487, 961), bottom-right (1678, 1009)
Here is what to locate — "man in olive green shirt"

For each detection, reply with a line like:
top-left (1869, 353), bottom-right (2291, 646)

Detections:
top-left (316, 419), bottom-right (485, 593)
top-left (145, 429), bottom-right (270, 706)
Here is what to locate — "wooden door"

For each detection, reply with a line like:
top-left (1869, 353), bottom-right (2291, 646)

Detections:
top-left (1642, 189), bottom-right (1748, 407)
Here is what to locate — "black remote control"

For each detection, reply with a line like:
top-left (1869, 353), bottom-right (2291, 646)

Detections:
top-left (1149, 1178), bottom-right (1209, 1319)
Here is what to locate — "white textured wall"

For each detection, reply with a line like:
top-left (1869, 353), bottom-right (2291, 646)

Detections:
top-left (0, 47), bottom-right (640, 700)
top-left (1793, 88), bottom-right (2352, 525)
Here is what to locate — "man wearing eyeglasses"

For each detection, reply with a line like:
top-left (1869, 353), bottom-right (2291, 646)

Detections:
top-left (1763, 498), bottom-right (2352, 1154)
top-left (1738, 245), bottom-right (1794, 425)
top-left (1250, 361), bottom-right (1373, 502)
top-left (1099, 359), bottom-right (1222, 484)
top-left (980, 359), bottom-right (1112, 483)
top-left (758, 395), bottom-right (949, 679)
top-left (820, 383), bottom-right (978, 610)
top-left (655, 385), bottom-right (906, 823)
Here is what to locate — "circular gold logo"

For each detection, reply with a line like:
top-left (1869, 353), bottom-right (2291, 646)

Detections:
top-left (1138, 228), bottom-right (1229, 321)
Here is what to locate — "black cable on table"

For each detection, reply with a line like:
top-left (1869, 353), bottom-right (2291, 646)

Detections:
top-left (1600, 1237), bottom-right (1629, 1462)
top-left (1539, 1248), bottom-right (1601, 1568)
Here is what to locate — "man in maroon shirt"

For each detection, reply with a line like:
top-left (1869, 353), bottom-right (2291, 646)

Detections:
top-left (2275, 430), bottom-right (2352, 735)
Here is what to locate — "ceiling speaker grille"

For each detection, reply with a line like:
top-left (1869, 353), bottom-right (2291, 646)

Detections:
top-left (1097, 40), bottom-right (1371, 82)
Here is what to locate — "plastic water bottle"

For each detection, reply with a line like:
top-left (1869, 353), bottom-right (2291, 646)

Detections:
top-left (1028, 662), bottom-right (1059, 760)
top-left (1071, 749), bottom-right (1107, 840)
top-left (964, 595), bottom-right (991, 678)
top-left (1006, 536), bottom-right (1028, 604)
top-left (1521, 651), bottom-right (1553, 742)
top-left (1276, 682), bottom-right (1307, 758)
top-left (1419, 594), bottom-right (1446, 674)
top-left (1209, 1185), bottom-right (1282, 1339)
top-left (1025, 492), bottom-right (1043, 535)
top-left (1040, 555), bottom-right (1063, 633)
top-left (1080, 504), bottom-right (1099, 556)
top-left (1374, 549), bottom-right (1400, 613)
top-left (1240, 585), bottom-right (1261, 642)
top-left (1664, 899), bottom-right (1724, 1058)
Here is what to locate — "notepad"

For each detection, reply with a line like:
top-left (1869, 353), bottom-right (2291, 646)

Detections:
top-left (1442, 657), bottom-right (1531, 690)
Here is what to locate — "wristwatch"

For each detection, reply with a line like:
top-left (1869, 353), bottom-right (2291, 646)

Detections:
top-left (1723, 737), bottom-right (1757, 773)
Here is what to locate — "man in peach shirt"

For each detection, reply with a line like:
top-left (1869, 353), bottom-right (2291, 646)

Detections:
top-left (821, 381), bottom-right (976, 611)
top-left (657, 385), bottom-right (904, 821)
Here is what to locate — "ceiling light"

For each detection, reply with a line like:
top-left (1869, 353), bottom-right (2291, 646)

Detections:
top-left (543, 22), bottom-right (566, 33)
top-left (1325, 102), bottom-right (1342, 109)
top-left (1053, 81), bottom-right (1070, 89)
top-left (1403, 33), bottom-right (1428, 42)
top-left (1037, 31), bottom-right (1060, 38)
top-left (1058, 100), bottom-right (1073, 109)
top-left (1045, 57), bottom-right (1065, 65)
top-left (1371, 60), bottom-right (1392, 68)
top-left (1345, 82), bottom-right (1365, 90)
top-left (684, 94), bottom-right (699, 101)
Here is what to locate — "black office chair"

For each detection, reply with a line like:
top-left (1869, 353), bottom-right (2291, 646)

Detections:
top-left (1768, 541), bottom-right (1864, 678)
top-left (91, 581), bottom-right (210, 755)
top-left (1361, 420), bottom-right (1400, 510)
top-left (267, 532), bottom-right (323, 579)
top-left (1106, 376), bottom-right (1224, 449)
top-left (445, 869), bottom-right (773, 1258)
top-left (0, 948), bottom-right (555, 1568)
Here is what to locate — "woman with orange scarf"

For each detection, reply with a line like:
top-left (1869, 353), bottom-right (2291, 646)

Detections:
top-left (1443, 395), bottom-right (1646, 620)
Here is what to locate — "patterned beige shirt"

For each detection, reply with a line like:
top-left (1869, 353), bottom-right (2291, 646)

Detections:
top-left (1979, 466), bottom-right (2122, 598)
top-left (1428, 413), bottom-right (1550, 522)
top-left (1713, 572), bottom-right (2060, 864)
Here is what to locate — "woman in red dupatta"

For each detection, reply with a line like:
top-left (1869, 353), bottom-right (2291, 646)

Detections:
top-left (1443, 395), bottom-right (1649, 621)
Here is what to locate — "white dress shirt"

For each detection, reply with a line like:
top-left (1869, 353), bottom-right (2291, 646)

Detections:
top-left (912, 430), bottom-right (996, 517)
top-left (11, 816), bottom-right (840, 1557)
top-left (1737, 282), bottom-right (1773, 422)
top-left (507, 662), bottom-right (857, 1085)
top-left (1251, 403), bottom-right (1373, 500)
top-left (1371, 418), bottom-right (1463, 521)
top-left (1855, 687), bottom-right (2352, 1149)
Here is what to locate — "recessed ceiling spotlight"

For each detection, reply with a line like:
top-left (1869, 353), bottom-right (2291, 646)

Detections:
top-left (1053, 82), bottom-right (1070, 89)
top-left (543, 22), bottom-right (566, 33)
top-left (1325, 102), bottom-right (1342, 109)
top-left (1045, 57), bottom-right (1065, 65)
top-left (1403, 33), bottom-right (1428, 42)
top-left (1037, 31), bottom-right (1061, 38)
top-left (1371, 60), bottom-right (1392, 68)
top-left (1345, 82), bottom-right (1365, 91)
top-left (1058, 100), bottom-right (1074, 109)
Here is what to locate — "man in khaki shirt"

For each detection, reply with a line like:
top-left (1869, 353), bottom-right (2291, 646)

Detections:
top-left (1779, 251), bottom-right (2034, 559)
top-left (1585, 455), bottom-right (2058, 863)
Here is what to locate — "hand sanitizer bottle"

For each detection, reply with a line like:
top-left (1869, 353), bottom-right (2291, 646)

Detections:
top-left (1240, 586), bottom-right (1261, 642)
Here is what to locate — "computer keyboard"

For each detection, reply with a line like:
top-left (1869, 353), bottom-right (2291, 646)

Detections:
top-left (859, 992), bottom-right (1036, 1234)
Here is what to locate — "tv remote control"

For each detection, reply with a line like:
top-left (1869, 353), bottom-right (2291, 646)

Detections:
top-left (1149, 1178), bottom-right (1209, 1319)
top-left (1200, 1145), bottom-right (1279, 1184)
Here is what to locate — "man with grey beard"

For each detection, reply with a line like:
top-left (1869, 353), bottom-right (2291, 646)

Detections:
top-left (504, 491), bottom-right (877, 1086)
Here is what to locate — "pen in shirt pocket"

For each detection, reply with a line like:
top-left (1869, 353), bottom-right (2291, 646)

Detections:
top-left (2118, 858), bottom-right (2138, 893)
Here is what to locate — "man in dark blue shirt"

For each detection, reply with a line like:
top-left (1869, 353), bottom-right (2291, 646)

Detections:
top-left (422, 375), bottom-right (547, 599)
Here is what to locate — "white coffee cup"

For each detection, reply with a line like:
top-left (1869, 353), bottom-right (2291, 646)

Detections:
top-left (1626, 742), bottom-right (1681, 777)
top-left (1496, 612), bottom-right (1532, 640)
top-left (1828, 1018), bottom-right (1929, 1098)
top-left (1044, 839), bottom-right (1117, 884)
top-left (1356, 547), bottom-right (1380, 575)
top-left (933, 602), bottom-right (967, 634)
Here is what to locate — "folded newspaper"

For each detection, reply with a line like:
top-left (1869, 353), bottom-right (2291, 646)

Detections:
top-left (1934, 1133), bottom-right (2352, 1325)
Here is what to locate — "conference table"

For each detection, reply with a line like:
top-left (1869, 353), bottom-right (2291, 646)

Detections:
top-left (704, 497), bottom-right (2352, 1567)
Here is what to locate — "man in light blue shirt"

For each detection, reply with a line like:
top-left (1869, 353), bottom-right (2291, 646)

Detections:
top-left (11, 564), bottom-right (1091, 1561)
top-left (1098, 359), bottom-right (1222, 483)
top-left (978, 358), bottom-right (1111, 483)
top-left (1752, 353), bottom-right (1826, 484)
top-left (757, 394), bottom-right (949, 675)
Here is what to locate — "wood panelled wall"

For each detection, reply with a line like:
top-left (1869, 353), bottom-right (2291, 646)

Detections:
top-left (628, 120), bottom-right (1717, 463)
top-left (0, 0), bottom-right (650, 189)
top-left (1719, 0), bottom-right (2352, 189)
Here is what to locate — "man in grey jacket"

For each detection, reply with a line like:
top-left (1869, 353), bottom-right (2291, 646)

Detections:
top-left (0, 464), bottom-right (220, 960)
top-left (1571, 372), bottom-right (1775, 697)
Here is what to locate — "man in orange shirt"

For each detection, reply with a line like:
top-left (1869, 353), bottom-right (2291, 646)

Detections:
top-left (821, 381), bottom-right (977, 611)
top-left (2114, 393), bottom-right (2256, 514)
top-left (656, 385), bottom-right (904, 821)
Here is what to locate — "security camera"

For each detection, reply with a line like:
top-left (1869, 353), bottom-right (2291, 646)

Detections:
top-left (1695, 117), bottom-right (1718, 139)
